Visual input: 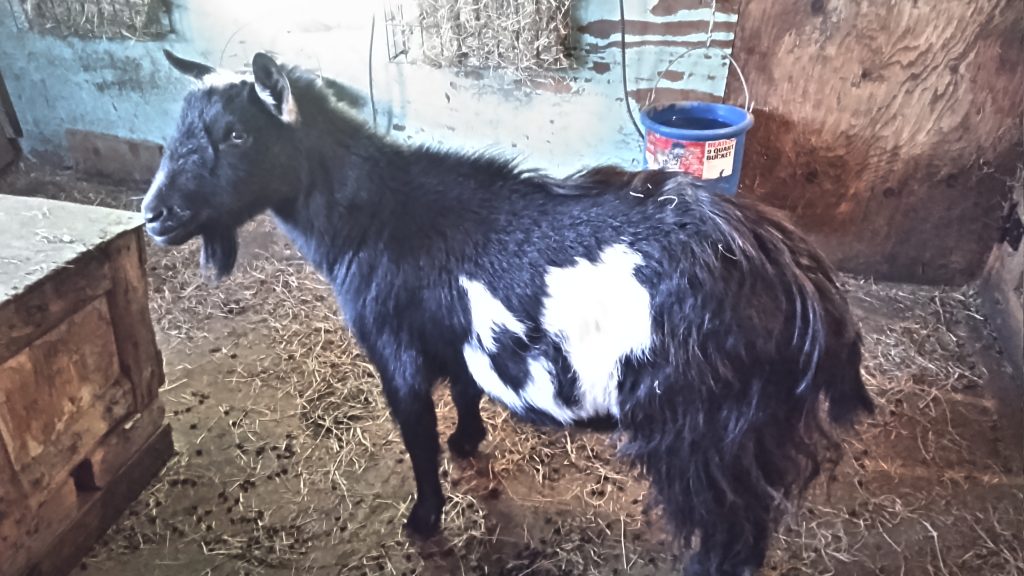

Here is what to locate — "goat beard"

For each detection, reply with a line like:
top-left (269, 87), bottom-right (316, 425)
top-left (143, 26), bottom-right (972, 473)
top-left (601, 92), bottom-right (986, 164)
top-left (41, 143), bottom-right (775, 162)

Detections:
top-left (199, 227), bottom-right (239, 282)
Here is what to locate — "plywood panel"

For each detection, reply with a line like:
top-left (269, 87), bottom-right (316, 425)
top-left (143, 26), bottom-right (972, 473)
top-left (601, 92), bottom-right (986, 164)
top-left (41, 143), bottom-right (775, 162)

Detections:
top-left (0, 250), bottom-right (112, 365)
top-left (724, 0), bottom-right (1024, 284)
top-left (0, 297), bottom-right (134, 496)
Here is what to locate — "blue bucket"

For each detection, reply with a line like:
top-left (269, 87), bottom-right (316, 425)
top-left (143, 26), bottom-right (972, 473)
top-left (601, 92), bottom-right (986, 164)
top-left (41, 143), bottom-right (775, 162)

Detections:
top-left (640, 101), bottom-right (754, 196)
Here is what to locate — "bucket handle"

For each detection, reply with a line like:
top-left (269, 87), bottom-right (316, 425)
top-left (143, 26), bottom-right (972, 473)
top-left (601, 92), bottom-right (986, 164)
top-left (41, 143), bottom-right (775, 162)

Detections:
top-left (642, 46), bottom-right (752, 114)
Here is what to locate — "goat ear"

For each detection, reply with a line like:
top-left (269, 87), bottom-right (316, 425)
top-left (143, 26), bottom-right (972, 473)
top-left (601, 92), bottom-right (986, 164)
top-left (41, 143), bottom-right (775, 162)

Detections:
top-left (252, 52), bottom-right (299, 124)
top-left (163, 48), bottom-right (216, 82)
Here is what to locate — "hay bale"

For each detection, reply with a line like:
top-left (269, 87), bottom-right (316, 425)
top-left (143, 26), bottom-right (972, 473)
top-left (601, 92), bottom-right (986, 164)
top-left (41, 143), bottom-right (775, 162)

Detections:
top-left (21, 0), bottom-right (169, 40)
top-left (417, 0), bottom-right (574, 74)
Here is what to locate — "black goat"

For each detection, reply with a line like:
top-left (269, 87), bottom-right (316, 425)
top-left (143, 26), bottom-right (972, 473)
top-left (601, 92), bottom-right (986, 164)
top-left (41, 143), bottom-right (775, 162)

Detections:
top-left (143, 50), bottom-right (875, 576)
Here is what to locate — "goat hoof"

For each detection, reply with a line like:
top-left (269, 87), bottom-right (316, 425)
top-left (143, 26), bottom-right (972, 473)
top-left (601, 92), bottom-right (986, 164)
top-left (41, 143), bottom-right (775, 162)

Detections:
top-left (447, 429), bottom-right (485, 459)
top-left (404, 501), bottom-right (442, 539)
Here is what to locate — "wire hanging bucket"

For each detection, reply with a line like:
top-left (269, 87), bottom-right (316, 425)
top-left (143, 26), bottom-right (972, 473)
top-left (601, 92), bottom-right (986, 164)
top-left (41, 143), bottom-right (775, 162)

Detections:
top-left (639, 46), bottom-right (754, 196)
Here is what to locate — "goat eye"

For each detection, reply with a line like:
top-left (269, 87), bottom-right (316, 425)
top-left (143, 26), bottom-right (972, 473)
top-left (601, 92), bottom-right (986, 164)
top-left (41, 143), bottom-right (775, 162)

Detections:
top-left (229, 130), bottom-right (248, 143)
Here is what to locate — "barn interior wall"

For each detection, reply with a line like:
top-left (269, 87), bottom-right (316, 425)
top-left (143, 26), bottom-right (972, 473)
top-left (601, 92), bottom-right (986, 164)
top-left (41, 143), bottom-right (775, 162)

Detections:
top-left (0, 0), bottom-right (740, 177)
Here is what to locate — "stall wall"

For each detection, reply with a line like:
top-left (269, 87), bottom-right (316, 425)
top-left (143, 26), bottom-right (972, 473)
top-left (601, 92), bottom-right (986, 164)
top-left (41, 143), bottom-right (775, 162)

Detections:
top-left (724, 0), bottom-right (1024, 285)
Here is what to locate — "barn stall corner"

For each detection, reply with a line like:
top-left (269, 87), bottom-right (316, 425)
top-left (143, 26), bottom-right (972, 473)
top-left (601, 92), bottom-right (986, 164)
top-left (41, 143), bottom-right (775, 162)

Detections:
top-left (0, 0), bottom-right (1021, 575)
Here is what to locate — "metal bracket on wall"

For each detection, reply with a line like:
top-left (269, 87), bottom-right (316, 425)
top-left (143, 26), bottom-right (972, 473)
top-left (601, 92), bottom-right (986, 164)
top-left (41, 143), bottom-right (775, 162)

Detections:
top-left (383, 0), bottom-right (420, 62)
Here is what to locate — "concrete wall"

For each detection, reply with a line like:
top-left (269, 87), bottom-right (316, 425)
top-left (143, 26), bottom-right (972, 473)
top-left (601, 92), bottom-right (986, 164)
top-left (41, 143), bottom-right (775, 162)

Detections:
top-left (0, 0), bottom-right (738, 176)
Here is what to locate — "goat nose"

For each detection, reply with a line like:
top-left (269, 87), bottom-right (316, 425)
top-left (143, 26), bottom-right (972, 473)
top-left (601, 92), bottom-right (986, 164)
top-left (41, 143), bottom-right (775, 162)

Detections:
top-left (144, 206), bottom-right (166, 224)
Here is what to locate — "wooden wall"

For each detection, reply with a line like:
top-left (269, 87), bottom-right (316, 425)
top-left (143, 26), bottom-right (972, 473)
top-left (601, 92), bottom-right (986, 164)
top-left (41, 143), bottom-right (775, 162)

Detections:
top-left (980, 171), bottom-right (1023, 380)
top-left (724, 0), bottom-right (1024, 285)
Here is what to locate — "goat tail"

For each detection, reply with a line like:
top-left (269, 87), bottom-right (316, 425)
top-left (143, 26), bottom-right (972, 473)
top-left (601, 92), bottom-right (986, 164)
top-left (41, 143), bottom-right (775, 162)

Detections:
top-left (616, 186), bottom-right (875, 576)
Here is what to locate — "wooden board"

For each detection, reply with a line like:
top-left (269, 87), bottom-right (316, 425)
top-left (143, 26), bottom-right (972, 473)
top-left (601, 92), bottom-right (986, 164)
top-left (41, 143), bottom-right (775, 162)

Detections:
top-left (105, 229), bottom-right (165, 411)
top-left (977, 202), bottom-right (1023, 473)
top-left (724, 0), bottom-right (1024, 284)
top-left (65, 129), bottom-right (163, 184)
top-left (979, 177), bottom-right (1023, 383)
top-left (0, 249), bottom-right (112, 365)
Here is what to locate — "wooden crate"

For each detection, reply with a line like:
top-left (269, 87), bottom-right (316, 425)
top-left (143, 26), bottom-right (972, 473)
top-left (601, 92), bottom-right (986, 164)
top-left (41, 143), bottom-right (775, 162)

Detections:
top-left (0, 194), bottom-right (173, 576)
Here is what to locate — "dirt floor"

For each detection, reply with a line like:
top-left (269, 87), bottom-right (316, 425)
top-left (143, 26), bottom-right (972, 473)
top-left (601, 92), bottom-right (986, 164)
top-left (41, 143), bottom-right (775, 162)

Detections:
top-left (3, 164), bottom-right (1022, 576)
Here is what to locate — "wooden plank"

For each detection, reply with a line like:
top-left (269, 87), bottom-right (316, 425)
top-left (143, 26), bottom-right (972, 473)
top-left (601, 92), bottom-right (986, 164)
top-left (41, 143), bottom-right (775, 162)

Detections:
top-left (65, 129), bottom-right (163, 184)
top-left (724, 0), bottom-right (1024, 284)
top-left (980, 243), bottom-right (1024, 375)
top-left (979, 178), bottom-right (1023, 381)
top-left (0, 250), bottom-right (111, 365)
top-left (88, 396), bottom-right (166, 487)
top-left (967, 294), bottom-right (1024, 475)
top-left (4, 424), bottom-right (174, 576)
top-left (104, 230), bottom-right (165, 411)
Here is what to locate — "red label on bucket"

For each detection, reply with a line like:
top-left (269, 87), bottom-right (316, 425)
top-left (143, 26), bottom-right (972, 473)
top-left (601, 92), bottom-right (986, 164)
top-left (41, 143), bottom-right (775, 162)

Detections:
top-left (645, 132), bottom-right (736, 180)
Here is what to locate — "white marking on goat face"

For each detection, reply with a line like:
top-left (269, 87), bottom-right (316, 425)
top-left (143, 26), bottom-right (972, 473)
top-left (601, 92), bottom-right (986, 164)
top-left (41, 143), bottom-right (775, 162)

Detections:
top-left (540, 244), bottom-right (653, 418)
top-left (201, 70), bottom-right (253, 88)
top-left (141, 164), bottom-right (168, 216)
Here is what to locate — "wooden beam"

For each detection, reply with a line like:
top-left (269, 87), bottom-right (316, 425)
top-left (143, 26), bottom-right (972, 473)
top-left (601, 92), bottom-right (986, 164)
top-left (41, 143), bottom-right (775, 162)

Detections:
top-left (103, 230), bottom-right (165, 411)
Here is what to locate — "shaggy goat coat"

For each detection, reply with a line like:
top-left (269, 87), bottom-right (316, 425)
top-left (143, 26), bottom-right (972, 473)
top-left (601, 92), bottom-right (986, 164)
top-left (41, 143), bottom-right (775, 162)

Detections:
top-left (142, 50), bottom-right (875, 576)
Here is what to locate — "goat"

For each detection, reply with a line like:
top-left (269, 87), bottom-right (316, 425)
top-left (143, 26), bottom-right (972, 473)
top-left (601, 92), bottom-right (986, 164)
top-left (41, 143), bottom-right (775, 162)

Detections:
top-left (142, 50), bottom-right (875, 576)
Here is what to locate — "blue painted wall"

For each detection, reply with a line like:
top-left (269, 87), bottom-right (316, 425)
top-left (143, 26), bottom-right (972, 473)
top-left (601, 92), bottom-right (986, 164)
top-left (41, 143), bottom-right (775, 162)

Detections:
top-left (0, 0), bottom-right (738, 176)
